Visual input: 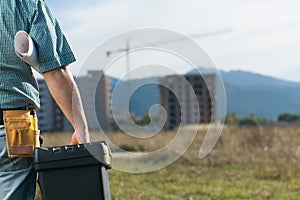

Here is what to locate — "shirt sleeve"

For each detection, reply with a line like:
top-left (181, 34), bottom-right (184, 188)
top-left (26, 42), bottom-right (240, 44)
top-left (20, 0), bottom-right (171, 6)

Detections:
top-left (29, 0), bottom-right (76, 73)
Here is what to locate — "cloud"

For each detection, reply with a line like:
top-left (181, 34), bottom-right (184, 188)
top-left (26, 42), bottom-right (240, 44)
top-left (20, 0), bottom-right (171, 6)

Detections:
top-left (47, 0), bottom-right (300, 82)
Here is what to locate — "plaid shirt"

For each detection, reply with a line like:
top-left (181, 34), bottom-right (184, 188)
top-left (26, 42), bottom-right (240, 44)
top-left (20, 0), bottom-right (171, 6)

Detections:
top-left (0, 0), bottom-right (76, 109)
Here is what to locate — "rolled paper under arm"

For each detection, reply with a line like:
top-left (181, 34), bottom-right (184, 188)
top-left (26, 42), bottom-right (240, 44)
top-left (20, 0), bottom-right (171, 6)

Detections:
top-left (14, 30), bottom-right (40, 72)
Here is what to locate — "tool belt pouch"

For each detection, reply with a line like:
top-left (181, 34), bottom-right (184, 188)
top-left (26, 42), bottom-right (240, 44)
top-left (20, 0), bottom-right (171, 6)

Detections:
top-left (3, 110), bottom-right (40, 157)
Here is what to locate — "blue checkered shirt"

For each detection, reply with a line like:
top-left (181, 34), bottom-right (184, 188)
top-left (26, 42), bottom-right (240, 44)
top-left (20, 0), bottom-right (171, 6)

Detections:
top-left (0, 0), bottom-right (76, 109)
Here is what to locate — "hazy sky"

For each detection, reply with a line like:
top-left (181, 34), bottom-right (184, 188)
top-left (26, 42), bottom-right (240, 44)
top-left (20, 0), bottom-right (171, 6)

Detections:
top-left (47, 0), bottom-right (300, 82)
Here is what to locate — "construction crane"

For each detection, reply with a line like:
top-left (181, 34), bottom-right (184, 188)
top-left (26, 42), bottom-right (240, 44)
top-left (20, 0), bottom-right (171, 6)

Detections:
top-left (106, 28), bottom-right (232, 57)
top-left (106, 28), bottom-right (232, 80)
top-left (106, 28), bottom-right (232, 121)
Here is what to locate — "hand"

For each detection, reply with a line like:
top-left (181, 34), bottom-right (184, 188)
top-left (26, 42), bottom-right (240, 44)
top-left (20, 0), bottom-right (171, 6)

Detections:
top-left (71, 131), bottom-right (81, 145)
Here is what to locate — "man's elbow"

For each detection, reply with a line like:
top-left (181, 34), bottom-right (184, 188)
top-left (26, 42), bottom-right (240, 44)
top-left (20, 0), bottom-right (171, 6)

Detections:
top-left (42, 65), bottom-right (70, 80)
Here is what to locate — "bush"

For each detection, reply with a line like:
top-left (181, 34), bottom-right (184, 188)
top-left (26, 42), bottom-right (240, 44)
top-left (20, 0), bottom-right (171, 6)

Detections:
top-left (119, 144), bottom-right (145, 152)
top-left (239, 114), bottom-right (263, 127)
top-left (278, 113), bottom-right (300, 123)
top-left (224, 113), bottom-right (240, 125)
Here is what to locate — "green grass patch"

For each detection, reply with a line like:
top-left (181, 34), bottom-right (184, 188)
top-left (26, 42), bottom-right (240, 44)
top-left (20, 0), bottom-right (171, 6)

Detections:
top-left (108, 161), bottom-right (300, 200)
top-left (34, 126), bottom-right (300, 199)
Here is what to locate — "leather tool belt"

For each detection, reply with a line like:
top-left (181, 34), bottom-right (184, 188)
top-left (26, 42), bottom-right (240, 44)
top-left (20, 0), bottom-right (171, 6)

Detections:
top-left (3, 110), bottom-right (40, 157)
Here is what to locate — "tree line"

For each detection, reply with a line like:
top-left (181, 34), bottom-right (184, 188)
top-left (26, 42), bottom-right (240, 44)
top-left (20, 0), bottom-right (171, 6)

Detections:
top-left (225, 113), bottom-right (300, 126)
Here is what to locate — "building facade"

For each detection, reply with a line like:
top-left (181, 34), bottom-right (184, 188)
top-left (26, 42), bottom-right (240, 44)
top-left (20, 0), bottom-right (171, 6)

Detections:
top-left (159, 73), bottom-right (216, 130)
top-left (37, 70), bottom-right (114, 132)
top-left (37, 79), bottom-right (72, 132)
top-left (76, 70), bottom-right (113, 131)
top-left (37, 71), bottom-right (216, 132)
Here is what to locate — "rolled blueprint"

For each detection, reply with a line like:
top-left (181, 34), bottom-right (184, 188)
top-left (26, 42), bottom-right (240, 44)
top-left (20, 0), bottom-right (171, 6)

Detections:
top-left (14, 30), bottom-right (40, 72)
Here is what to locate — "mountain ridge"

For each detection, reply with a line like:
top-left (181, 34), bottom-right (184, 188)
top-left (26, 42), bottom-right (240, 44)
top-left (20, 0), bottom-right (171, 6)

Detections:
top-left (109, 70), bottom-right (300, 119)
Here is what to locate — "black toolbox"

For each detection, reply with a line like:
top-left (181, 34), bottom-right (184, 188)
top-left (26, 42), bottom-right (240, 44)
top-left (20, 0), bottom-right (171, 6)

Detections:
top-left (33, 141), bottom-right (112, 200)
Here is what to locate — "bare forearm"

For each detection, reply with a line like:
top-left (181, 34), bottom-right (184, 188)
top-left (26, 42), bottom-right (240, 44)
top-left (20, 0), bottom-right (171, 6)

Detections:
top-left (42, 66), bottom-right (90, 143)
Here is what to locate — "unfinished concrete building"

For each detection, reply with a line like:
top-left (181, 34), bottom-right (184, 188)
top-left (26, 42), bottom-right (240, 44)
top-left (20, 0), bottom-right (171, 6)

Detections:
top-left (159, 73), bottom-right (216, 130)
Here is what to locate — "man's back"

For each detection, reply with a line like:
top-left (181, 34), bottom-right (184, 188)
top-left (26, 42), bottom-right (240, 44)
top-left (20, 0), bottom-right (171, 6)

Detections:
top-left (0, 1), bottom-right (86, 199)
top-left (0, 0), bottom-right (39, 110)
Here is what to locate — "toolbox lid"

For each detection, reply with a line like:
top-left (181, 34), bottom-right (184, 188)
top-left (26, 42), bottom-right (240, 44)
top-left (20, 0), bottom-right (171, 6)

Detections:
top-left (33, 141), bottom-right (112, 171)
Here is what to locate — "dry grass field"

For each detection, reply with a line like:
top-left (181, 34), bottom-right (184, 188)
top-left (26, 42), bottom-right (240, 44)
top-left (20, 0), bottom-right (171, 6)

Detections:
top-left (34, 126), bottom-right (300, 199)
